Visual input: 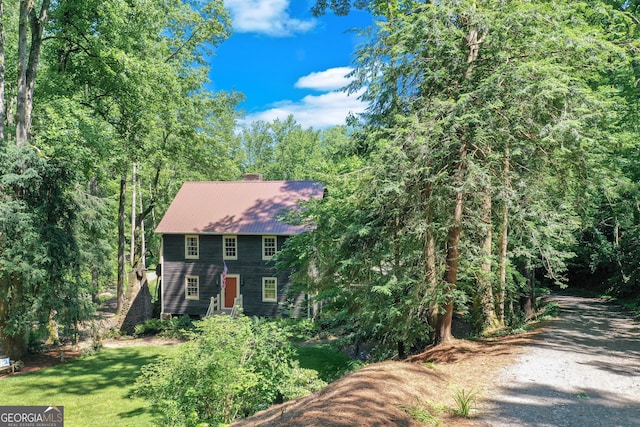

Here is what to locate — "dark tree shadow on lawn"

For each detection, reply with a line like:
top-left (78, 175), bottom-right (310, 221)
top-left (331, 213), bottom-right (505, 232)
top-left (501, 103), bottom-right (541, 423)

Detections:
top-left (6, 347), bottom-right (162, 398)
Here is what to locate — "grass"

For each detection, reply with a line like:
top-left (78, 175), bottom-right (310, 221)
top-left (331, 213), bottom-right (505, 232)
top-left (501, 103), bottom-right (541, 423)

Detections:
top-left (294, 343), bottom-right (359, 382)
top-left (451, 386), bottom-right (479, 417)
top-left (400, 400), bottom-right (441, 425)
top-left (0, 330), bottom-right (357, 426)
top-left (0, 346), bottom-right (177, 427)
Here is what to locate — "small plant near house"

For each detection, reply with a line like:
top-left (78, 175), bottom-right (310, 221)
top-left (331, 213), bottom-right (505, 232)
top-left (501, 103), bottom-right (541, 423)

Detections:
top-left (133, 315), bottom-right (194, 339)
top-left (451, 386), bottom-right (479, 417)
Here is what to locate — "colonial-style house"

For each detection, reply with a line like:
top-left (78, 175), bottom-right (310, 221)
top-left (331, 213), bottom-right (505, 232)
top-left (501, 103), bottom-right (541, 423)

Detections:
top-left (155, 175), bottom-right (323, 318)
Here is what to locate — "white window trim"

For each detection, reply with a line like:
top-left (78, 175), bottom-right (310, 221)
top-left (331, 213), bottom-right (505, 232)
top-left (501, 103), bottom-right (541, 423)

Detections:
top-left (262, 277), bottom-right (277, 302)
top-left (262, 236), bottom-right (277, 260)
top-left (185, 275), bottom-right (199, 300)
top-left (223, 235), bottom-right (238, 260)
top-left (185, 235), bottom-right (199, 259)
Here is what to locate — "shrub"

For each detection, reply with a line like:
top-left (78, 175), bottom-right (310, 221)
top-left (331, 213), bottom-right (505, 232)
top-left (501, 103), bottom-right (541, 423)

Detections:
top-left (133, 315), bottom-right (194, 339)
top-left (274, 318), bottom-right (320, 341)
top-left (133, 315), bottom-right (325, 426)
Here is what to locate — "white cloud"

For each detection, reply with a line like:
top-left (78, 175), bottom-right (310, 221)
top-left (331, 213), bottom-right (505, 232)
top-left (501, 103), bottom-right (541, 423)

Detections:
top-left (243, 87), bottom-right (367, 129)
top-left (294, 67), bottom-right (354, 91)
top-left (224, 0), bottom-right (316, 37)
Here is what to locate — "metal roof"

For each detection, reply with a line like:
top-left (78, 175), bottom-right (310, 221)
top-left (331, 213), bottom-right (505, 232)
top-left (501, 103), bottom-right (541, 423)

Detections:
top-left (155, 180), bottom-right (324, 235)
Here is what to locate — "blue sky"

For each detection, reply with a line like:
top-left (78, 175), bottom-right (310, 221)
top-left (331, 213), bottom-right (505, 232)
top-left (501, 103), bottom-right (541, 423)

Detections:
top-left (208, 1), bottom-right (372, 129)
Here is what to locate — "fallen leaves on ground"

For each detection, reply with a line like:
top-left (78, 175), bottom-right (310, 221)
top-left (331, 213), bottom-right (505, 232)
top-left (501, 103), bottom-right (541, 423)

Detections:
top-left (237, 333), bottom-right (539, 427)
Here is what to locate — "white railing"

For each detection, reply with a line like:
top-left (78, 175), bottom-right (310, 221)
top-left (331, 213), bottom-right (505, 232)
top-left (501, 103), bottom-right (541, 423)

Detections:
top-left (230, 294), bottom-right (243, 317)
top-left (205, 294), bottom-right (221, 317)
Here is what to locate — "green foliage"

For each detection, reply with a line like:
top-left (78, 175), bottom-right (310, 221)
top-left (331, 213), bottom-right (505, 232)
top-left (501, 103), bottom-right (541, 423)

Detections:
top-left (134, 315), bottom-right (326, 426)
top-left (1, 0), bottom-right (242, 356)
top-left (240, 115), bottom-right (331, 180)
top-left (294, 344), bottom-right (358, 382)
top-left (0, 146), bottom-right (96, 356)
top-left (400, 401), bottom-right (441, 425)
top-left (133, 315), bottom-right (194, 339)
top-left (538, 301), bottom-right (560, 321)
top-left (281, 0), bottom-right (640, 352)
top-left (0, 346), bottom-right (178, 427)
top-left (273, 318), bottom-right (320, 341)
top-left (619, 296), bottom-right (640, 316)
top-left (451, 386), bottom-right (479, 418)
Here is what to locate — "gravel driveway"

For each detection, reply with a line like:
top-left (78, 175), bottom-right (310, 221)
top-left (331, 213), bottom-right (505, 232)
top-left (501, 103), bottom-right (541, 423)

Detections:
top-left (477, 294), bottom-right (640, 427)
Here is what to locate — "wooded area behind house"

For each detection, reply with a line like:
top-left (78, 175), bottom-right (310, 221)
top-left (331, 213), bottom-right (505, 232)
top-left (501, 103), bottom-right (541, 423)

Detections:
top-left (1, 0), bottom-right (640, 362)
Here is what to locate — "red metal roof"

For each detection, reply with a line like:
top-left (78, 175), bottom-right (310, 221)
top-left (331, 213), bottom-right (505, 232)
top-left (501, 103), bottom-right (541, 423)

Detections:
top-left (155, 180), bottom-right (324, 235)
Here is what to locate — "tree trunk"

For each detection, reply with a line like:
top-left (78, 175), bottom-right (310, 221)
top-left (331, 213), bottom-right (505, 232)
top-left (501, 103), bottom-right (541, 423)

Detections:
top-left (397, 340), bottom-right (405, 359)
top-left (24, 0), bottom-right (49, 140)
top-left (497, 143), bottom-right (510, 325)
top-left (130, 163), bottom-right (137, 268)
top-left (139, 184), bottom-right (146, 270)
top-left (0, 275), bottom-right (27, 359)
top-left (116, 176), bottom-right (127, 315)
top-left (90, 177), bottom-right (101, 302)
top-left (421, 184), bottom-right (439, 342)
top-left (438, 193), bottom-right (463, 343)
top-left (0, 0), bottom-right (5, 144)
top-left (130, 163), bottom-right (155, 274)
top-left (437, 143), bottom-right (467, 344)
top-left (15, 0), bottom-right (49, 146)
top-left (474, 188), bottom-right (499, 333)
top-left (521, 262), bottom-right (536, 320)
top-left (435, 19), bottom-right (485, 344)
top-left (16, 0), bottom-right (28, 145)
top-left (0, 331), bottom-right (26, 360)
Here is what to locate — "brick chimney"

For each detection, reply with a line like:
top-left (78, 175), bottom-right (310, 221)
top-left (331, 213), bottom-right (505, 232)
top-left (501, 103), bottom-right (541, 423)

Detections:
top-left (243, 173), bottom-right (263, 181)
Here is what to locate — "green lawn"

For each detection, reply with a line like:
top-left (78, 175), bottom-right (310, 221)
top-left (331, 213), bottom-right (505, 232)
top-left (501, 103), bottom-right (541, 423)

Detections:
top-left (294, 344), bottom-right (356, 382)
top-left (0, 340), bottom-right (355, 426)
top-left (0, 346), bottom-right (177, 427)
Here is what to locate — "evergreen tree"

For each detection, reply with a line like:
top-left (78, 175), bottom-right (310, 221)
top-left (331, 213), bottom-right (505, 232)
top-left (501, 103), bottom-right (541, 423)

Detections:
top-left (293, 0), bottom-right (636, 355)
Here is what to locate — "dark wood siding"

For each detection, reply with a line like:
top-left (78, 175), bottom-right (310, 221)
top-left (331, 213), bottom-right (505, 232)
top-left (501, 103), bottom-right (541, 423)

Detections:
top-left (161, 234), bottom-right (303, 317)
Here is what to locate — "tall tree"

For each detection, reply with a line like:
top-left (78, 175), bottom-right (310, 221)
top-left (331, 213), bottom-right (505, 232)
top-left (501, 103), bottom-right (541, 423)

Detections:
top-left (0, 0), bottom-right (238, 356)
top-left (240, 115), bottom-right (325, 180)
top-left (43, 0), bottom-right (234, 314)
top-left (297, 0), bottom-right (635, 353)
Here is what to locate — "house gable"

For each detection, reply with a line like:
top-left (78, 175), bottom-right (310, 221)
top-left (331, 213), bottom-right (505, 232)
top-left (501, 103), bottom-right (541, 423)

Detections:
top-left (156, 179), bottom-right (322, 318)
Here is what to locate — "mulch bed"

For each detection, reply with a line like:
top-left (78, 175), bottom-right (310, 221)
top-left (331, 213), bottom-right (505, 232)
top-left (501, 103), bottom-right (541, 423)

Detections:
top-left (0, 344), bottom-right (83, 378)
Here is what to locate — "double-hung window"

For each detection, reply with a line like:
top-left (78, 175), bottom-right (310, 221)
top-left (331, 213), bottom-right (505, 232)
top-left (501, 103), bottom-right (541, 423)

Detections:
top-left (185, 235), bottom-right (199, 259)
top-left (262, 236), bottom-right (277, 260)
top-left (223, 235), bottom-right (237, 260)
top-left (262, 277), bottom-right (277, 302)
top-left (185, 276), bottom-right (199, 300)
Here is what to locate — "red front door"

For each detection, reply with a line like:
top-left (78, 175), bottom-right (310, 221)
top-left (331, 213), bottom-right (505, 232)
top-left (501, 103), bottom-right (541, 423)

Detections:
top-left (224, 277), bottom-right (238, 308)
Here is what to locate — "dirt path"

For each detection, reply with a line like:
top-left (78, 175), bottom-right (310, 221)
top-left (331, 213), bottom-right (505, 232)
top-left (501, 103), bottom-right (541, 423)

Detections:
top-left (475, 295), bottom-right (640, 427)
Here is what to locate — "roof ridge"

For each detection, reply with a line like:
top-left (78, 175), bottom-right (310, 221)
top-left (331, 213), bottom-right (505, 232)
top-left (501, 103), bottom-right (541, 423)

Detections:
top-left (183, 180), bottom-right (319, 183)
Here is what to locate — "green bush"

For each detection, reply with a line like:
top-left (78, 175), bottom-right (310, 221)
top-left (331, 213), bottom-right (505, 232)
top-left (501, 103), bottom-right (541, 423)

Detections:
top-left (273, 318), bottom-right (320, 341)
top-left (133, 315), bottom-right (325, 426)
top-left (133, 315), bottom-right (194, 339)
